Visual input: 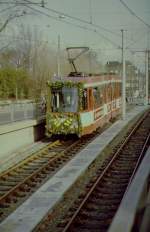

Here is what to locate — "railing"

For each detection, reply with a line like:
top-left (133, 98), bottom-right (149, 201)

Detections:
top-left (0, 101), bottom-right (46, 125)
top-left (126, 97), bottom-right (145, 105)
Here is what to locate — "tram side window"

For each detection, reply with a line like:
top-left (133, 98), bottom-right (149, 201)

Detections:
top-left (106, 84), bottom-right (112, 102)
top-left (112, 83), bottom-right (115, 99)
top-left (51, 90), bottom-right (63, 112)
top-left (116, 83), bottom-right (119, 98)
top-left (100, 85), bottom-right (104, 105)
top-left (119, 83), bottom-right (121, 97)
top-left (103, 84), bottom-right (107, 103)
top-left (114, 83), bottom-right (117, 98)
top-left (93, 87), bottom-right (102, 109)
top-left (82, 89), bottom-right (88, 111)
top-left (118, 83), bottom-right (122, 97)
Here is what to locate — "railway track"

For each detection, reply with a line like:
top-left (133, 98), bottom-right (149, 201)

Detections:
top-left (0, 129), bottom-right (104, 222)
top-left (37, 110), bottom-right (150, 232)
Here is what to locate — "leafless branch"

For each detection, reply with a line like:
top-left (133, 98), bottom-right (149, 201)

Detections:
top-left (0, 42), bottom-right (12, 52)
top-left (0, 11), bottom-right (26, 33)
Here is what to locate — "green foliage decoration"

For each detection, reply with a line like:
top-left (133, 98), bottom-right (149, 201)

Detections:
top-left (46, 111), bottom-right (82, 136)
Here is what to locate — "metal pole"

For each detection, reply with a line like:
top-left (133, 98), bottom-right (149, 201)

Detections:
top-left (57, 34), bottom-right (61, 77)
top-left (148, 50), bottom-right (150, 104)
top-left (89, 0), bottom-right (93, 24)
top-left (121, 29), bottom-right (126, 120)
top-left (145, 50), bottom-right (149, 105)
top-left (89, 50), bottom-right (92, 74)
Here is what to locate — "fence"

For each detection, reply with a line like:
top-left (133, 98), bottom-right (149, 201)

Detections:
top-left (0, 101), bottom-right (46, 125)
top-left (126, 97), bottom-right (145, 105)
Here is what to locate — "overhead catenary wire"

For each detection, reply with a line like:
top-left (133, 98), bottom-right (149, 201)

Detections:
top-left (22, 3), bottom-right (120, 49)
top-left (94, 30), bottom-right (120, 48)
top-left (0, 1), bottom-right (43, 5)
top-left (119, 0), bottom-right (150, 29)
top-left (0, 5), bottom-right (17, 14)
top-left (24, 5), bottom-right (95, 32)
top-left (0, 33), bottom-right (122, 52)
top-left (126, 31), bottom-right (147, 49)
top-left (1, 0), bottom-right (148, 58)
top-left (21, 1), bottom-right (148, 54)
top-left (44, 6), bottom-right (121, 37)
top-left (23, 0), bottom-right (121, 38)
top-left (23, 0), bottom-right (145, 47)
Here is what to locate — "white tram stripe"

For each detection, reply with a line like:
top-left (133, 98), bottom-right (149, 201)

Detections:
top-left (84, 80), bottom-right (121, 88)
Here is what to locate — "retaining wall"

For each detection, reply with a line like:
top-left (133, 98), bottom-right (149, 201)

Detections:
top-left (0, 119), bottom-right (45, 159)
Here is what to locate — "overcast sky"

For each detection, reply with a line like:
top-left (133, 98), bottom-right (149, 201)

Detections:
top-left (0, 0), bottom-right (150, 66)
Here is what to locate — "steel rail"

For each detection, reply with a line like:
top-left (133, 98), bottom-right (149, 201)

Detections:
top-left (0, 140), bottom-right (60, 179)
top-left (0, 126), bottom-right (107, 221)
top-left (125, 132), bottom-right (150, 194)
top-left (61, 110), bottom-right (150, 232)
top-left (0, 140), bottom-right (81, 205)
top-left (0, 128), bottom-right (107, 223)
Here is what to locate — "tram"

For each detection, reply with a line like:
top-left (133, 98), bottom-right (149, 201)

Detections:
top-left (46, 73), bottom-right (121, 137)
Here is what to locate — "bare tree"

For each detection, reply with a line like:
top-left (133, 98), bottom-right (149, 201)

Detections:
top-left (0, 3), bottom-right (28, 33)
top-left (0, 3), bottom-right (33, 56)
top-left (0, 13), bottom-right (23, 33)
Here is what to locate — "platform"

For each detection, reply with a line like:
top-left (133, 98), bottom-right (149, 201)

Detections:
top-left (0, 105), bottom-right (149, 232)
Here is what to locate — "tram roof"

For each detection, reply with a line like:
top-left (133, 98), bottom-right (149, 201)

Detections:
top-left (49, 74), bottom-right (121, 85)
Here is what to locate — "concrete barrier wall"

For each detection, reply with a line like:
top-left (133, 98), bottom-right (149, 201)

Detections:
top-left (0, 101), bottom-right (45, 125)
top-left (0, 120), bottom-right (45, 159)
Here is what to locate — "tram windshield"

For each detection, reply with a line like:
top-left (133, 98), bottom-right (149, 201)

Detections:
top-left (51, 87), bottom-right (78, 112)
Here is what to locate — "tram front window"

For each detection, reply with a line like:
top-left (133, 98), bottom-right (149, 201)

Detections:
top-left (51, 87), bottom-right (78, 112)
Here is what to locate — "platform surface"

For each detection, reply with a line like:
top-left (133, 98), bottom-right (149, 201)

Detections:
top-left (0, 105), bottom-right (149, 232)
